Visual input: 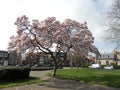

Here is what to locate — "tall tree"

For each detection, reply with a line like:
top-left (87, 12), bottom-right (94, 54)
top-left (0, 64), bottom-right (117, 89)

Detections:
top-left (8, 15), bottom-right (98, 76)
top-left (106, 0), bottom-right (120, 50)
top-left (70, 55), bottom-right (86, 68)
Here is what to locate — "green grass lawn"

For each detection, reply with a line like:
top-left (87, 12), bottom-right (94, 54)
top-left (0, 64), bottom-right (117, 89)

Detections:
top-left (56, 68), bottom-right (120, 88)
top-left (0, 77), bottom-right (43, 89)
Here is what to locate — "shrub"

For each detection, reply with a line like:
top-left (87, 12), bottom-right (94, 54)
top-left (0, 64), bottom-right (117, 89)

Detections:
top-left (113, 65), bottom-right (120, 69)
top-left (0, 67), bottom-right (30, 81)
top-left (110, 63), bottom-right (120, 69)
top-left (81, 63), bottom-right (89, 68)
top-left (31, 66), bottom-right (62, 71)
top-left (101, 65), bottom-right (106, 69)
top-left (31, 67), bottom-right (53, 71)
top-left (0, 68), bottom-right (5, 79)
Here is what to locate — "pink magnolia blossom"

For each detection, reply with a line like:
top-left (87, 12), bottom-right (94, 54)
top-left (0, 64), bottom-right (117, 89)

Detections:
top-left (8, 15), bottom-right (98, 56)
top-left (8, 15), bottom-right (99, 76)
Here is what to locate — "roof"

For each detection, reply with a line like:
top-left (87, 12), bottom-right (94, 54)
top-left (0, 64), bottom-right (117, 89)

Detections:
top-left (98, 53), bottom-right (114, 59)
top-left (0, 50), bottom-right (8, 53)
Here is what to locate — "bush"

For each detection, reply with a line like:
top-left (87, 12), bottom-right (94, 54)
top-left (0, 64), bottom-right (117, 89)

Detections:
top-left (0, 68), bottom-right (5, 79)
top-left (101, 65), bottom-right (106, 69)
top-left (31, 67), bottom-right (53, 71)
top-left (0, 67), bottom-right (31, 81)
top-left (113, 65), bottom-right (120, 69)
top-left (110, 63), bottom-right (120, 69)
top-left (31, 66), bottom-right (62, 71)
top-left (81, 63), bottom-right (89, 68)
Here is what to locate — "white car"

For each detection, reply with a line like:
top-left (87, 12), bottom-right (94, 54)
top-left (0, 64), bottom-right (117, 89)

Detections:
top-left (89, 64), bottom-right (101, 69)
top-left (104, 65), bottom-right (113, 70)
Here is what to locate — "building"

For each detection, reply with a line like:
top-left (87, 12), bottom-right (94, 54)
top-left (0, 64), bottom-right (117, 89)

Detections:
top-left (96, 51), bottom-right (120, 65)
top-left (8, 50), bottom-right (21, 65)
top-left (25, 52), bottom-right (51, 65)
top-left (0, 50), bottom-right (9, 66)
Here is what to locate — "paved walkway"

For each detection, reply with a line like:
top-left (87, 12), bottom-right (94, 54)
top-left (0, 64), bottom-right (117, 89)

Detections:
top-left (0, 70), bottom-right (120, 90)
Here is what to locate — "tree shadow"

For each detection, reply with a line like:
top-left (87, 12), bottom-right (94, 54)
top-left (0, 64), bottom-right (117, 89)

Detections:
top-left (37, 78), bottom-right (119, 90)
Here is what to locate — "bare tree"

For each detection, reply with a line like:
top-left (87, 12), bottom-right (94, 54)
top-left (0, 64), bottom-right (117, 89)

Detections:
top-left (106, 0), bottom-right (120, 50)
top-left (8, 15), bottom-right (98, 76)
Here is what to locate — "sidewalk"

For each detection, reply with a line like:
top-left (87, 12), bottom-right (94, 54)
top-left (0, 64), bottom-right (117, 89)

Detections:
top-left (0, 70), bottom-right (119, 90)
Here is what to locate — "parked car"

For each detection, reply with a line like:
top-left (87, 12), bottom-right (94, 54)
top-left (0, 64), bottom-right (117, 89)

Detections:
top-left (27, 64), bottom-right (34, 67)
top-left (44, 63), bottom-right (54, 67)
top-left (16, 64), bottom-right (24, 67)
top-left (104, 65), bottom-right (113, 70)
top-left (89, 64), bottom-right (101, 69)
top-left (32, 64), bottom-right (43, 67)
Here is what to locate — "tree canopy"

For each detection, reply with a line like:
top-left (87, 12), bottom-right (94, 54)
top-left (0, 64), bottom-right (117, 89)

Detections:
top-left (8, 15), bottom-right (98, 76)
top-left (8, 15), bottom-right (98, 55)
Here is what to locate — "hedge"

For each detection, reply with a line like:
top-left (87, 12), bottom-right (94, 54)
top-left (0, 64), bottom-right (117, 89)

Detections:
top-left (31, 67), bottom-right (53, 71)
top-left (113, 65), bottom-right (120, 69)
top-left (0, 68), bottom-right (5, 79)
top-left (0, 67), bottom-right (30, 81)
top-left (31, 66), bottom-right (63, 71)
top-left (110, 63), bottom-right (120, 69)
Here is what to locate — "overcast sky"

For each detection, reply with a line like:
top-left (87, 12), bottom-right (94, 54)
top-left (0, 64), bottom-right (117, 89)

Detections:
top-left (0, 0), bottom-right (114, 53)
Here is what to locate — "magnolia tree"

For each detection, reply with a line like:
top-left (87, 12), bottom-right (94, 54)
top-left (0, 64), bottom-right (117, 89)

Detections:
top-left (8, 15), bottom-right (98, 76)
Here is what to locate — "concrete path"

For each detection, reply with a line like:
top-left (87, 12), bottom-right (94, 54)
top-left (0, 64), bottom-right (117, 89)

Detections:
top-left (0, 70), bottom-right (119, 90)
top-left (30, 70), bottom-right (51, 80)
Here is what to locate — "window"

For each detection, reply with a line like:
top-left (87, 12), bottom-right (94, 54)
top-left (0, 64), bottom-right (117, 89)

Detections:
top-left (3, 53), bottom-right (8, 57)
top-left (106, 61), bottom-right (109, 65)
top-left (0, 53), bottom-right (3, 57)
top-left (98, 61), bottom-right (101, 65)
top-left (0, 51), bottom-right (9, 60)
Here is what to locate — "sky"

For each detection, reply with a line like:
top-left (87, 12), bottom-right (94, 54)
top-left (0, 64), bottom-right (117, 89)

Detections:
top-left (0, 0), bottom-right (114, 53)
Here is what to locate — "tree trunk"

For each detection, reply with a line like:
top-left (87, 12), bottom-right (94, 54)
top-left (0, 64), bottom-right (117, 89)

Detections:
top-left (52, 64), bottom-right (57, 76)
top-left (51, 52), bottom-right (67, 76)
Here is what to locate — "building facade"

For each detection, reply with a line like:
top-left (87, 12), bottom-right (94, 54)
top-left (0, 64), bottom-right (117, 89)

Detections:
top-left (0, 50), bottom-right (9, 66)
top-left (25, 52), bottom-right (51, 65)
top-left (96, 51), bottom-right (120, 65)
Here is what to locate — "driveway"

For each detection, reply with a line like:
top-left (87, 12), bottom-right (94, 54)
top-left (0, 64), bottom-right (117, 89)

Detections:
top-left (0, 70), bottom-right (119, 90)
